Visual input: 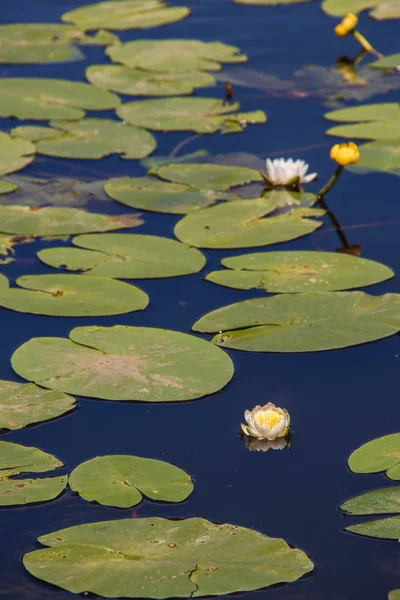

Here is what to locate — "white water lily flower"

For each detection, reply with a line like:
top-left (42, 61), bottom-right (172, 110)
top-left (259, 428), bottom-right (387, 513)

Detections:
top-left (246, 437), bottom-right (288, 452)
top-left (241, 402), bottom-right (290, 440)
top-left (264, 158), bottom-right (317, 187)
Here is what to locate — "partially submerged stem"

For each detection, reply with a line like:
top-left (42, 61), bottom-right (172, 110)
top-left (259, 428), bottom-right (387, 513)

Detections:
top-left (317, 165), bottom-right (343, 200)
top-left (352, 30), bottom-right (383, 59)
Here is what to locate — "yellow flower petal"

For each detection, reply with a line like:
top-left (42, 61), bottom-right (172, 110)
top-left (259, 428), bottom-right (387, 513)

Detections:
top-left (330, 141), bottom-right (360, 166)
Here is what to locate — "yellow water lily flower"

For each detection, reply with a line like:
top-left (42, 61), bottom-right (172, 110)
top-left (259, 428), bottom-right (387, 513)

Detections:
top-left (330, 142), bottom-right (360, 166)
top-left (335, 13), bottom-right (358, 37)
top-left (241, 402), bottom-right (290, 441)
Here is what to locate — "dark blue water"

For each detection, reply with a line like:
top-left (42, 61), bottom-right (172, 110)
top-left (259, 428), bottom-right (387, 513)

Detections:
top-left (1, 1), bottom-right (400, 599)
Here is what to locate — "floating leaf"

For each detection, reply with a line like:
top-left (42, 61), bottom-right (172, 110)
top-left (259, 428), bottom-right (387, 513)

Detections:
top-left (0, 441), bottom-right (66, 506)
top-left (13, 119), bottom-right (156, 160)
top-left (322, 0), bottom-right (400, 18)
top-left (0, 180), bottom-right (18, 195)
top-left (0, 236), bottom-right (23, 256)
top-left (154, 163), bottom-right (263, 190)
top-left (389, 590), bottom-right (400, 599)
top-left (348, 433), bottom-right (400, 479)
top-left (69, 455), bottom-right (193, 507)
top-left (341, 487), bottom-right (400, 515)
top-left (38, 233), bottom-right (205, 279)
top-left (23, 517), bottom-right (313, 597)
top-left (192, 292), bottom-right (400, 352)
top-left (86, 65), bottom-right (215, 96)
top-left (107, 39), bottom-right (247, 72)
top-left (0, 273), bottom-right (149, 317)
top-left (206, 251), bottom-right (394, 293)
top-left (346, 516), bottom-right (400, 539)
top-left (174, 198), bottom-right (324, 249)
top-left (0, 205), bottom-right (143, 236)
top-left (117, 98), bottom-right (266, 134)
top-left (0, 380), bottom-right (75, 431)
top-left (104, 178), bottom-right (232, 214)
top-left (0, 133), bottom-right (35, 177)
top-left (0, 78), bottom-right (119, 120)
top-left (234, 0), bottom-right (313, 3)
top-left (11, 325), bottom-right (234, 402)
top-left (370, 53), bottom-right (400, 70)
top-left (325, 103), bottom-right (400, 140)
top-left (347, 139), bottom-right (400, 177)
top-left (61, 1), bottom-right (190, 31)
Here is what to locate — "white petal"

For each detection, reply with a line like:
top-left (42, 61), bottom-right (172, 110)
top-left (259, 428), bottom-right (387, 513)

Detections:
top-left (266, 159), bottom-right (276, 182)
top-left (302, 171), bottom-right (318, 183)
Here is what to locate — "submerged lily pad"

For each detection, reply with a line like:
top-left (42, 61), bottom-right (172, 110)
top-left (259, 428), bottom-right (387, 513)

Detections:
top-left (69, 455), bottom-right (193, 507)
top-left (341, 487), bottom-right (400, 515)
top-left (0, 78), bottom-right (119, 120)
top-left (0, 205), bottom-right (143, 236)
top-left (0, 133), bottom-right (35, 176)
top-left (322, 0), bottom-right (400, 19)
top-left (61, 1), bottom-right (189, 31)
top-left (117, 97), bottom-right (266, 134)
top-left (325, 103), bottom-right (400, 140)
top-left (347, 139), bottom-right (400, 177)
top-left (0, 441), bottom-right (67, 506)
top-left (23, 517), bottom-right (313, 597)
top-left (174, 198), bottom-right (324, 249)
top-left (86, 65), bottom-right (215, 96)
top-left (13, 119), bottom-right (156, 160)
top-left (0, 273), bottom-right (149, 317)
top-left (154, 163), bottom-right (263, 190)
top-left (11, 325), bottom-right (234, 402)
top-left (192, 292), bottom-right (400, 352)
top-left (104, 178), bottom-right (232, 214)
top-left (0, 380), bottom-right (75, 431)
top-left (206, 251), bottom-right (393, 292)
top-left (348, 433), bottom-right (400, 479)
top-left (107, 39), bottom-right (247, 72)
top-left (38, 233), bottom-right (205, 279)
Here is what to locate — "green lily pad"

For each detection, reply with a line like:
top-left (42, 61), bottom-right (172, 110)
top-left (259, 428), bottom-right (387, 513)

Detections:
top-left (0, 380), bottom-right (76, 431)
top-left (389, 590), bottom-right (400, 599)
top-left (107, 39), bottom-right (247, 72)
top-left (0, 441), bottom-right (66, 506)
top-left (174, 198), bottom-right (324, 249)
top-left (0, 180), bottom-right (18, 194)
top-left (69, 455), bottom-right (193, 508)
top-left (117, 97), bottom-right (266, 134)
top-left (0, 133), bottom-right (35, 177)
top-left (234, 0), bottom-right (312, 3)
top-left (61, 1), bottom-right (190, 31)
top-left (23, 517), bottom-right (313, 597)
top-left (0, 78), bottom-right (119, 121)
top-left (347, 139), bottom-right (400, 177)
top-left (38, 233), bottom-right (205, 279)
top-left (0, 273), bottom-right (149, 317)
top-left (370, 54), bottom-right (400, 70)
top-left (13, 119), bottom-right (156, 160)
top-left (346, 515), bottom-right (400, 539)
top-left (154, 163), bottom-right (263, 190)
top-left (192, 292), bottom-right (400, 352)
top-left (322, 0), bottom-right (400, 18)
top-left (86, 65), bottom-right (215, 96)
top-left (11, 325), bottom-right (234, 402)
top-left (0, 236), bottom-right (24, 256)
top-left (104, 178), bottom-right (232, 214)
top-left (341, 487), bottom-right (400, 515)
top-left (0, 205), bottom-right (143, 236)
top-left (325, 103), bottom-right (400, 140)
top-left (348, 433), bottom-right (400, 479)
top-left (206, 251), bottom-right (393, 292)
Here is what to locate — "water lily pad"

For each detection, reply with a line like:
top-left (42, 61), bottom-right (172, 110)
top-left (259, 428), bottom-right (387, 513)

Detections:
top-left (0, 380), bottom-right (76, 431)
top-left (23, 517), bottom-right (313, 597)
top-left (13, 119), bottom-right (156, 160)
top-left (61, 1), bottom-right (189, 31)
top-left (206, 251), bottom-right (393, 292)
top-left (38, 233), bottom-right (205, 279)
top-left (192, 292), bottom-right (400, 352)
top-left (107, 39), bottom-right (247, 72)
top-left (117, 98), bottom-right (266, 134)
top-left (341, 487), bottom-right (400, 515)
top-left (0, 180), bottom-right (17, 194)
top-left (69, 455), bottom-right (193, 507)
top-left (322, 0), bottom-right (400, 18)
top-left (174, 198), bottom-right (324, 249)
top-left (234, 0), bottom-right (312, 3)
top-left (0, 205), bottom-right (143, 236)
top-left (389, 590), bottom-right (400, 599)
top-left (104, 178), bottom-right (231, 214)
top-left (86, 65), bottom-right (215, 96)
top-left (0, 441), bottom-right (66, 506)
top-left (0, 133), bottom-right (35, 176)
top-left (325, 103), bottom-right (400, 140)
top-left (0, 78), bottom-right (119, 120)
top-left (370, 53), bottom-right (400, 70)
top-left (154, 163), bottom-right (263, 190)
top-left (347, 139), bottom-right (400, 177)
top-left (0, 273), bottom-right (149, 317)
top-left (346, 516), bottom-right (400, 539)
top-left (348, 433), bottom-right (400, 479)
top-left (11, 325), bottom-right (234, 402)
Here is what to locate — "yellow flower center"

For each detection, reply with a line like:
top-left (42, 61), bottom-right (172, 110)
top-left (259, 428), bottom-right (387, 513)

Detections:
top-left (255, 410), bottom-right (282, 429)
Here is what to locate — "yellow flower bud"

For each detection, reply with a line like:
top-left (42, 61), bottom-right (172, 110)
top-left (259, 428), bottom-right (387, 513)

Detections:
top-left (334, 13), bottom-right (358, 37)
top-left (330, 142), bottom-right (360, 166)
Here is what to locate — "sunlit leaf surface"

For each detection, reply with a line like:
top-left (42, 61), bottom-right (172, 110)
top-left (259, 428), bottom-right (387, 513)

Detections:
top-left (0, 133), bottom-right (35, 176)
top-left (348, 433), bottom-right (400, 479)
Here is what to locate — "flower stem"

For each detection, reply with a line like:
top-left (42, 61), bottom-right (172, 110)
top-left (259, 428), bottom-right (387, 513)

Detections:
top-left (317, 165), bottom-right (343, 200)
top-left (352, 30), bottom-right (383, 59)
